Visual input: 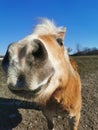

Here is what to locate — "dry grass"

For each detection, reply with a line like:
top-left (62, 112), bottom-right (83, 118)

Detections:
top-left (72, 55), bottom-right (98, 77)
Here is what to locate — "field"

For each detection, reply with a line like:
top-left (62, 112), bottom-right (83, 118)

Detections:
top-left (0, 56), bottom-right (98, 130)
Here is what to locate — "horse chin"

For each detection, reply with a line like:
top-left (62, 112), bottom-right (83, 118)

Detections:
top-left (8, 83), bottom-right (40, 99)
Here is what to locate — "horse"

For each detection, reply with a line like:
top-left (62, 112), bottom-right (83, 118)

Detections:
top-left (2, 18), bottom-right (82, 130)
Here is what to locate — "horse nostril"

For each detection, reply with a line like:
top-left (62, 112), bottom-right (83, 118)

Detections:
top-left (2, 42), bottom-right (17, 72)
top-left (32, 43), bottom-right (43, 58)
top-left (31, 39), bottom-right (47, 60)
top-left (32, 43), bottom-right (39, 53)
top-left (16, 74), bottom-right (26, 88)
top-left (18, 74), bottom-right (25, 82)
top-left (2, 50), bottom-right (10, 71)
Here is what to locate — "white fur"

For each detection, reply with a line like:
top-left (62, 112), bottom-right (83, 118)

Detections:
top-left (33, 18), bottom-right (66, 35)
top-left (18, 34), bottom-right (38, 43)
top-left (30, 73), bottom-right (53, 91)
top-left (64, 49), bottom-right (77, 78)
top-left (11, 55), bottom-right (18, 63)
top-left (7, 68), bottom-right (18, 86)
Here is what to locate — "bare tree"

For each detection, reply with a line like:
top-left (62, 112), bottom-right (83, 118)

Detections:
top-left (76, 43), bottom-right (81, 53)
top-left (67, 48), bottom-right (72, 53)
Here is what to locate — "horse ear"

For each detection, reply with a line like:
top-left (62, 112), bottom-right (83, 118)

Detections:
top-left (57, 27), bottom-right (66, 40)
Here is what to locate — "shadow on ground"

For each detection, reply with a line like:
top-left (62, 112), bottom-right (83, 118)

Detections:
top-left (0, 98), bottom-right (40, 130)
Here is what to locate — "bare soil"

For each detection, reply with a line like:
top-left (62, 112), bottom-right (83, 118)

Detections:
top-left (0, 56), bottom-right (98, 130)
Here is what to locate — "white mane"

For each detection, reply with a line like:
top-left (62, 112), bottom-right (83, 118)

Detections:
top-left (33, 18), bottom-right (66, 35)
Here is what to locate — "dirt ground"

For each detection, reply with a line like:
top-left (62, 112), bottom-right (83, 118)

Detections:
top-left (0, 56), bottom-right (98, 130)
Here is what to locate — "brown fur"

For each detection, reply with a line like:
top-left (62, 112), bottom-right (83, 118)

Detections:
top-left (70, 57), bottom-right (78, 71)
top-left (39, 35), bottom-right (82, 130)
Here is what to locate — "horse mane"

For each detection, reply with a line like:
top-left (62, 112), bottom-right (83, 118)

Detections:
top-left (33, 18), bottom-right (66, 35)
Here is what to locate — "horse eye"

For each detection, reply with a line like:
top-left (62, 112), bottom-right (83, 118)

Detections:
top-left (56, 38), bottom-right (63, 46)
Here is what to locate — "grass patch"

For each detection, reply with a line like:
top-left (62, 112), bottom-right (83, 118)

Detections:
top-left (72, 55), bottom-right (98, 77)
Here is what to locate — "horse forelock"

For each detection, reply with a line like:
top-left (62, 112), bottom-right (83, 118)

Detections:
top-left (33, 18), bottom-right (66, 36)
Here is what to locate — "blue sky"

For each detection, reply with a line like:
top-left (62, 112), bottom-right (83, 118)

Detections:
top-left (0, 0), bottom-right (98, 55)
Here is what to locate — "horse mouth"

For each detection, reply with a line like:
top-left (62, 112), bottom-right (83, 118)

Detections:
top-left (8, 73), bottom-right (54, 98)
top-left (8, 86), bottom-right (40, 99)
